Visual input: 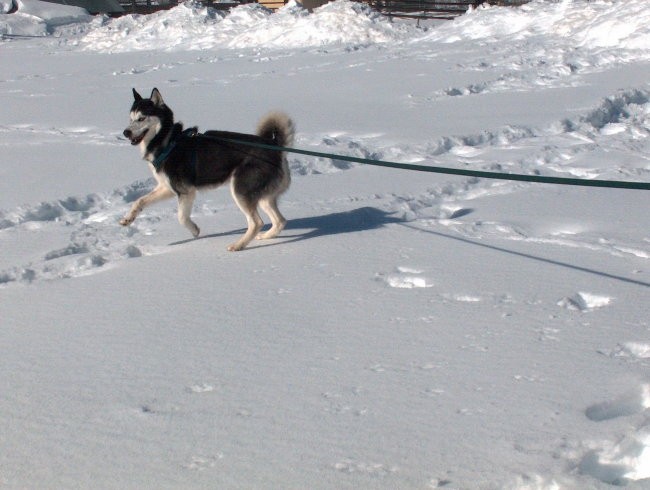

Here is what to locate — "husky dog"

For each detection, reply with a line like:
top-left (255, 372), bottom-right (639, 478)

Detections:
top-left (121, 88), bottom-right (294, 251)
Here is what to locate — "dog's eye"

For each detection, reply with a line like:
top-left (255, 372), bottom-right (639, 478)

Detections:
top-left (137, 116), bottom-right (146, 122)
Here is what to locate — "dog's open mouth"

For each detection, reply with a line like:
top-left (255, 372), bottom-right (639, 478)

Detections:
top-left (130, 130), bottom-right (148, 146)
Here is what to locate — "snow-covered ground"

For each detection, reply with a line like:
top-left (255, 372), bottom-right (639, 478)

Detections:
top-left (1, 0), bottom-right (649, 488)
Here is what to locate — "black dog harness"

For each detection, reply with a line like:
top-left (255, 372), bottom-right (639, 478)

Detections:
top-left (152, 127), bottom-right (199, 171)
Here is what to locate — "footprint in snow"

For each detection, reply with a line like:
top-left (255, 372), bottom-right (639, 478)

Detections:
top-left (599, 342), bottom-right (650, 361)
top-left (585, 384), bottom-right (650, 422)
top-left (441, 293), bottom-right (482, 303)
top-left (185, 454), bottom-right (223, 471)
top-left (557, 292), bottom-right (612, 312)
top-left (333, 459), bottom-right (398, 476)
top-left (187, 383), bottom-right (215, 394)
top-left (0, 181), bottom-right (155, 285)
top-left (580, 389), bottom-right (650, 486)
top-left (376, 266), bottom-right (433, 289)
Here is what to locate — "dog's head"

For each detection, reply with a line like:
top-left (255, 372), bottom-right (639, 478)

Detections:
top-left (123, 88), bottom-right (172, 147)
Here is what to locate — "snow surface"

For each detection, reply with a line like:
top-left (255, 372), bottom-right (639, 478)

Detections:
top-left (1, 0), bottom-right (650, 488)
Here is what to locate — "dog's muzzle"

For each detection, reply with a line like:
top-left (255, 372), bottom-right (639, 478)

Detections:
top-left (123, 128), bottom-right (147, 146)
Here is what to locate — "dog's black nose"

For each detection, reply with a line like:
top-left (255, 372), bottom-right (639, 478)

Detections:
top-left (123, 129), bottom-right (132, 139)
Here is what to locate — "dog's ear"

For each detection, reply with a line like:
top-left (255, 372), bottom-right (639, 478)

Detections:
top-left (150, 88), bottom-right (165, 107)
top-left (132, 88), bottom-right (143, 101)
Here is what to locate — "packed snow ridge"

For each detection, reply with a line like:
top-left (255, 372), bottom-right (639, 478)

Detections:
top-left (3, 0), bottom-right (650, 57)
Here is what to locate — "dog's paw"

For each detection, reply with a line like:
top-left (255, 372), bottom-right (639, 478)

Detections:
top-left (256, 230), bottom-right (279, 240)
top-left (119, 216), bottom-right (134, 226)
top-left (227, 243), bottom-right (245, 252)
top-left (256, 222), bottom-right (285, 240)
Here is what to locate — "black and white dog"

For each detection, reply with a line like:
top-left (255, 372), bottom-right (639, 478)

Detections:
top-left (122, 88), bottom-right (294, 251)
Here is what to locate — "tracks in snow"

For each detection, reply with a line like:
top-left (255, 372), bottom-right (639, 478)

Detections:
top-left (0, 180), bottom-right (156, 285)
top-left (2, 89), bottom-right (648, 287)
top-left (578, 346), bottom-right (650, 486)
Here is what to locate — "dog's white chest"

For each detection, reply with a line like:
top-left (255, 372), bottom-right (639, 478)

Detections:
top-left (148, 163), bottom-right (174, 192)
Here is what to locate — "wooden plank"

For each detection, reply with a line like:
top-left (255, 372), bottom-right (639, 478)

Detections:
top-left (258, 0), bottom-right (286, 8)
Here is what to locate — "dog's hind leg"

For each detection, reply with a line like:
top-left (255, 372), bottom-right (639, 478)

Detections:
top-left (256, 196), bottom-right (286, 240)
top-left (177, 189), bottom-right (200, 238)
top-left (120, 185), bottom-right (174, 227)
top-left (228, 187), bottom-right (263, 251)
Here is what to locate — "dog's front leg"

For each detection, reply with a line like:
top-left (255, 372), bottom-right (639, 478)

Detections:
top-left (177, 190), bottom-right (200, 238)
top-left (120, 185), bottom-right (174, 226)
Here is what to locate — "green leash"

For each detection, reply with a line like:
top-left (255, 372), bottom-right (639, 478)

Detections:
top-left (201, 135), bottom-right (650, 191)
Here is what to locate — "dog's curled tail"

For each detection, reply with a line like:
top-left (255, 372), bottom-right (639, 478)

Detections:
top-left (257, 112), bottom-right (295, 148)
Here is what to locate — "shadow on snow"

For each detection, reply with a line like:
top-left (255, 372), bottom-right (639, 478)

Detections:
top-left (171, 206), bottom-right (648, 288)
top-left (170, 206), bottom-right (402, 247)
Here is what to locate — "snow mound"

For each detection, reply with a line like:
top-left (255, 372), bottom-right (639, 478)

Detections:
top-left (79, 1), bottom-right (231, 52)
top-left (414, 0), bottom-right (650, 75)
top-left (0, 0), bottom-right (91, 37)
top-left (419, 0), bottom-right (650, 49)
top-left (79, 0), bottom-right (408, 52)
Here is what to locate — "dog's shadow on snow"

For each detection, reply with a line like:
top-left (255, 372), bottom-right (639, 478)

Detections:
top-left (170, 206), bottom-right (403, 247)
top-left (170, 207), bottom-right (648, 287)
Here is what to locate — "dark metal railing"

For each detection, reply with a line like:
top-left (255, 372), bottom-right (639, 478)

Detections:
top-left (112, 0), bottom-right (526, 18)
top-left (363, 0), bottom-right (529, 20)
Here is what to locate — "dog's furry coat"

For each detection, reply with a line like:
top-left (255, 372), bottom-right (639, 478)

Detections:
top-left (122, 88), bottom-right (294, 251)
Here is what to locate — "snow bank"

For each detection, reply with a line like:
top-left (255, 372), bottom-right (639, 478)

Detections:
top-left (416, 0), bottom-right (650, 72)
top-left (78, 0), bottom-right (409, 52)
top-left (420, 0), bottom-right (650, 48)
top-left (0, 0), bottom-right (90, 36)
top-left (2, 0), bottom-right (406, 44)
top-left (6, 0), bottom-right (650, 57)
